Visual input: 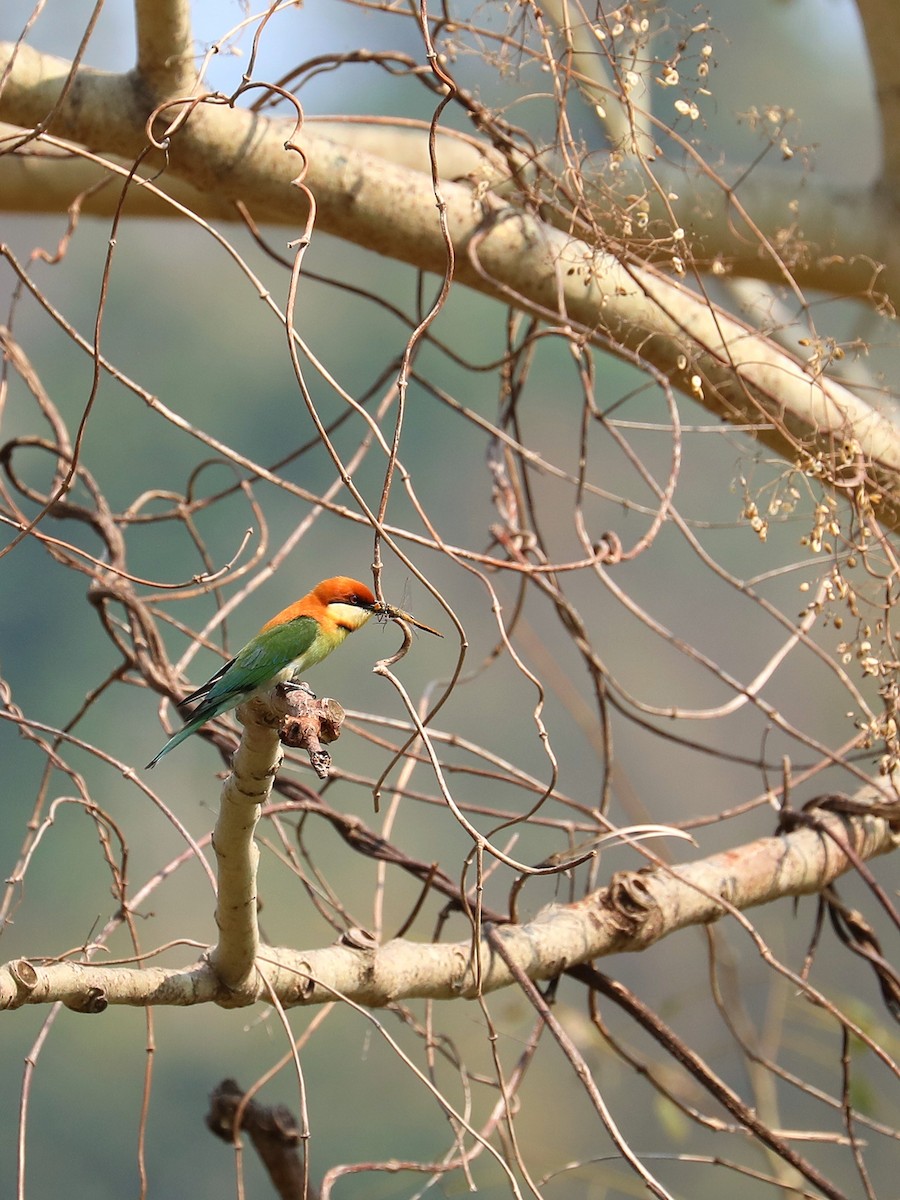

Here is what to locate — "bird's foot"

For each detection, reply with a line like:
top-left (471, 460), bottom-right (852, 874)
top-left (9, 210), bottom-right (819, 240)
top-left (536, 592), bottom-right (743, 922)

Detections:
top-left (281, 681), bottom-right (317, 700)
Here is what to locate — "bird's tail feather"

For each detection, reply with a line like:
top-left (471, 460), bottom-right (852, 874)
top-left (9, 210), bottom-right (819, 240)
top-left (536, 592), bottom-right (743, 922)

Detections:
top-left (145, 721), bottom-right (202, 769)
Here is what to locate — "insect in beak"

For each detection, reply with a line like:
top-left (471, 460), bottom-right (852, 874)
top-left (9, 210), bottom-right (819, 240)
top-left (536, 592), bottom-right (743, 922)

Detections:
top-left (380, 603), bottom-right (443, 638)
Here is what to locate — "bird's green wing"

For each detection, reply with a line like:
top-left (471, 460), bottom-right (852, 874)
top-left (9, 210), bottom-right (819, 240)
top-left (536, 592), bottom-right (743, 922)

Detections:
top-left (194, 616), bottom-right (319, 719)
top-left (146, 616), bottom-right (320, 769)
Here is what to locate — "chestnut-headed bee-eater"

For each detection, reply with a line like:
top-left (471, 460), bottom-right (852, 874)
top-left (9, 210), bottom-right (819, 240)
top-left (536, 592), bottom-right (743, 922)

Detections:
top-left (146, 575), bottom-right (439, 768)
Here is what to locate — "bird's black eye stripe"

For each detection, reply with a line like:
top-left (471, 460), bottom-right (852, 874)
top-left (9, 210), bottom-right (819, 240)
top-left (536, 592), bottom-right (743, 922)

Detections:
top-left (333, 593), bottom-right (369, 608)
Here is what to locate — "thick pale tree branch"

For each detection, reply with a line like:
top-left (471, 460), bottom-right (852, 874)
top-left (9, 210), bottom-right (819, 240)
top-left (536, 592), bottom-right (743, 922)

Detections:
top-left (3, 124), bottom-right (899, 306)
top-left (0, 119), bottom-right (517, 220)
top-left (205, 717), bottom-right (277, 994)
top-left (134, 0), bottom-right (196, 90)
top-left (538, 0), bottom-right (649, 154)
top-left (3, 38), bottom-right (900, 529)
top-left (6, 123), bottom-right (898, 304)
top-left (0, 806), bottom-right (895, 1012)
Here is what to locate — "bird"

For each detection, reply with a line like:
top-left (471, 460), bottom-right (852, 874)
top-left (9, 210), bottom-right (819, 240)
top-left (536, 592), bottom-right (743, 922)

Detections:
top-left (146, 575), bottom-right (438, 769)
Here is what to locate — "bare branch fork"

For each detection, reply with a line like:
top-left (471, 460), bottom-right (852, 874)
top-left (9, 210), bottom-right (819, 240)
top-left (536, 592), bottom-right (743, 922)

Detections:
top-left (207, 685), bottom-right (347, 996)
top-left (0, 767), bottom-right (895, 1011)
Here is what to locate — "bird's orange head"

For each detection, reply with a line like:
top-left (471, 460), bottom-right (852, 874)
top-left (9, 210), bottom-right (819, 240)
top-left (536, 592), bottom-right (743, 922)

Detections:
top-left (311, 576), bottom-right (379, 611)
top-left (260, 576), bottom-right (381, 635)
top-left (306, 576), bottom-right (381, 634)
